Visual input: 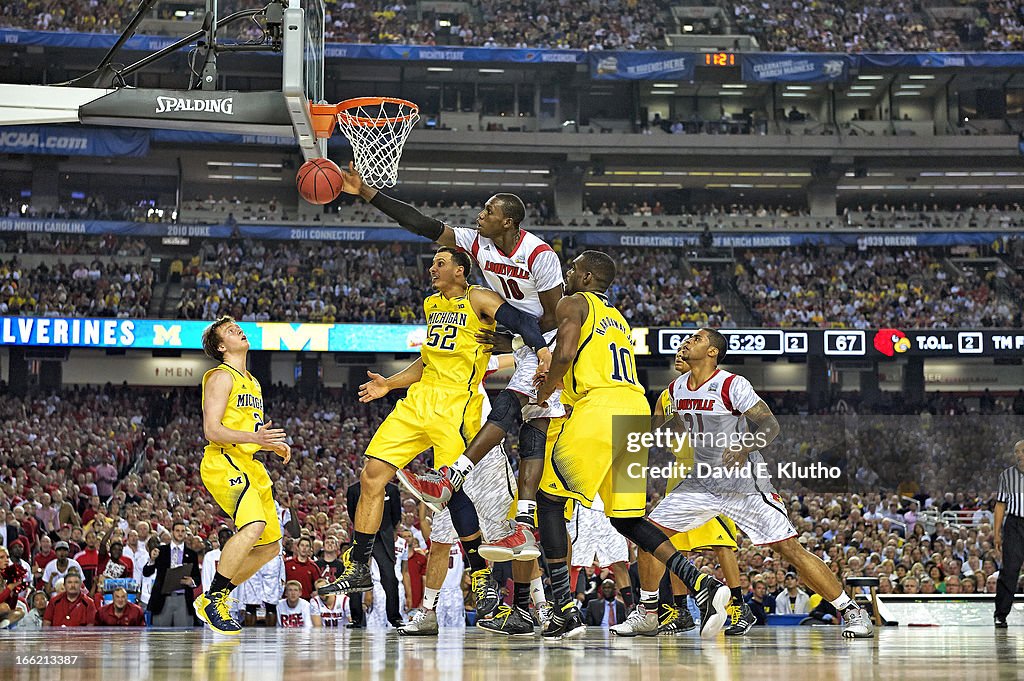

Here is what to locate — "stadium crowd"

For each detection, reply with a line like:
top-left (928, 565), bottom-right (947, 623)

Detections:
top-left (734, 246), bottom-right (1022, 328)
top-left (0, 384), bottom-right (1018, 629)
top-left (4, 0), bottom-right (1023, 52)
top-left (4, 227), bottom-right (1021, 329)
top-left (0, 255), bottom-right (155, 318)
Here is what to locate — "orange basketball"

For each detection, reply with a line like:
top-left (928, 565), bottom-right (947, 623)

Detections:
top-left (296, 158), bottom-right (344, 205)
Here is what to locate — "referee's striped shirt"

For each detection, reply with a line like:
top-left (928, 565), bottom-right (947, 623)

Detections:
top-left (997, 465), bottom-right (1024, 518)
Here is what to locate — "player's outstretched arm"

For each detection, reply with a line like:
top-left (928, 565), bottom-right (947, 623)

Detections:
top-left (469, 287), bottom-right (551, 370)
top-left (537, 294), bottom-right (588, 405)
top-left (203, 369), bottom-right (287, 449)
top-left (358, 360), bottom-right (424, 403)
top-left (339, 161), bottom-right (456, 247)
top-left (723, 399), bottom-right (780, 467)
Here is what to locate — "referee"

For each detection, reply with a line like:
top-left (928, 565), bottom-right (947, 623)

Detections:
top-left (994, 439), bottom-right (1024, 628)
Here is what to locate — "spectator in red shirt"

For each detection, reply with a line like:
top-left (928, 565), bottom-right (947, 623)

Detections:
top-left (96, 587), bottom-right (145, 627)
top-left (73, 530), bottom-right (101, 591)
top-left (43, 573), bottom-right (96, 627)
top-left (95, 520), bottom-right (133, 585)
top-left (404, 534), bottom-right (428, 611)
top-left (284, 537), bottom-right (320, 600)
top-left (81, 496), bottom-right (102, 528)
top-left (32, 536), bottom-right (56, 589)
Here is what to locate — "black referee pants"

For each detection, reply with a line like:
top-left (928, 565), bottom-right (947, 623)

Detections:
top-left (996, 515), bottom-right (1024, 618)
top-left (349, 539), bottom-right (402, 627)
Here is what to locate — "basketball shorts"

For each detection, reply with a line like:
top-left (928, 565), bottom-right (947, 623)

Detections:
top-left (669, 515), bottom-right (739, 552)
top-left (201, 447), bottom-right (282, 546)
top-left (431, 444), bottom-right (517, 545)
top-left (650, 478), bottom-right (796, 546)
top-left (508, 330), bottom-right (565, 421)
top-left (540, 388), bottom-right (651, 518)
top-left (365, 383), bottom-right (484, 470)
top-left (569, 502), bottom-right (629, 567)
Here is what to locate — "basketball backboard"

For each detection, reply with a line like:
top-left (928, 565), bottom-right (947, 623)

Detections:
top-left (282, 0), bottom-right (327, 160)
top-left (0, 0), bottom-right (328, 159)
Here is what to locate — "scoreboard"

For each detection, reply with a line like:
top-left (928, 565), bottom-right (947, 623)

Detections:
top-left (647, 328), bottom-right (1024, 359)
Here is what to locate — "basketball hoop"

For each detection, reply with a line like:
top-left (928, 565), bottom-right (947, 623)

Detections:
top-left (310, 97), bottom-right (419, 189)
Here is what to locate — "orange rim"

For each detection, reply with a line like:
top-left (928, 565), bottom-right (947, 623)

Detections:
top-left (310, 97), bottom-right (419, 134)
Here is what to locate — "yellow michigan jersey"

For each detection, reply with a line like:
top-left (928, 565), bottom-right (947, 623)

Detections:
top-left (200, 364), bottom-right (281, 546)
top-left (366, 287), bottom-right (496, 470)
top-left (657, 387), bottom-right (739, 552)
top-left (561, 292), bottom-right (646, 406)
top-left (542, 291), bottom-right (650, 518)
top-left (420, 286), bottom-right (493, 390)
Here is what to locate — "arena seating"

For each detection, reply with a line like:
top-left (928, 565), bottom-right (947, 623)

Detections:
top-left (3, 0), bottom-right (1021, 52)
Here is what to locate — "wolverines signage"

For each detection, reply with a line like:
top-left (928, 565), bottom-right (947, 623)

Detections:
top-left (2, 318), bottom-right (1022, 359)
top-left (0, 317), bottom-right (427, 353)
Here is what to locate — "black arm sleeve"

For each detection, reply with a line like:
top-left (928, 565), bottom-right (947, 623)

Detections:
top-left (494, 303), bottom-right (548, 353)
top-left (369, 191), bottom-right (445, 241)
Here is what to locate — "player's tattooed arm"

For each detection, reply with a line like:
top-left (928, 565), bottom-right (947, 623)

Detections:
top-left (536, 293), bottom-right (588, 405)
top-left (723, 399), bottom-right (780, 467)
top-left (339, 161), bottom-right (455, 246)
top-left (358, 360), bottom-right (424, 403)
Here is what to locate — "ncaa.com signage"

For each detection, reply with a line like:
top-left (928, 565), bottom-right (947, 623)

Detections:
top-left (0, 125), bottom-right (149, 157)
top-left (155, 96), bottom-right (234, 115)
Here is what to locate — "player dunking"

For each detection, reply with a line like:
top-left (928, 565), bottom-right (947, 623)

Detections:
top-left (334, 162), bottom-right (564, 550)
top-left (318, 248), bottom-right (548, 602)
top-left (615, 328), bottom-right (873, 638)
top-left (533, 251), bottom-right (731, 639)
top-left (194, 317), bottom-right (291, 635)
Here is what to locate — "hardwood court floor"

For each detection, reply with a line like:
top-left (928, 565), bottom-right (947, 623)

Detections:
top-left (3, 626), bottom-right (1022, 681)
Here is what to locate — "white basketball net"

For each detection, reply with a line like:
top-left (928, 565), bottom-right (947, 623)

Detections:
top-left (335, 100), bottom-right (419, 189)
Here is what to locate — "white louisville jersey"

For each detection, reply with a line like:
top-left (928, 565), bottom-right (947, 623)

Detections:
top-left (276, 598), bottom-right (313, 629)
top-left (668, 369), bottom-right (762, 469)
top-left (451, 226), bottom-right (563, 317)
top-left (310, 595), bottom-right (350, 628)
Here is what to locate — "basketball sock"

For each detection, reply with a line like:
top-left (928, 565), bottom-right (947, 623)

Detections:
top-left (209, 571), bottom-right (236, 594)
top-left (514, 582), bottom-right (532, 611)
top-left (673, 594), bottom-right (686, 609)
top-left (422, 587), bottom-right (440, 611)
top-left (830, 592), bottom-right (854, 611)
top-left (731, 586), bottom-right (743, 605)
top-left (461, 536), bottom-right (488, 573)
top-left (619, 585), bottom-right (635, 610)
top-left (516, 500), bottom-right (537, 522)
top-left (640, 589), bottom-right (659, 608)
top-left (351, 531), bottom-right (375, 565)
top-left (549, 562), bottom-right (572, 606)
top-left (530, 576), bottom-right (547, 608)
top-left (450, 455), bottom-right (476, 482)
top-left (666, 551), bottom-right (705, 591)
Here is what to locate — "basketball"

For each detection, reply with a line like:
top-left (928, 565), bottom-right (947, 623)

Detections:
top-left (296, 158), bottom-right (343, 204)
